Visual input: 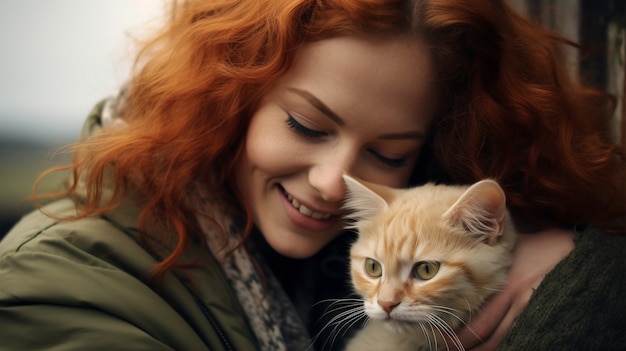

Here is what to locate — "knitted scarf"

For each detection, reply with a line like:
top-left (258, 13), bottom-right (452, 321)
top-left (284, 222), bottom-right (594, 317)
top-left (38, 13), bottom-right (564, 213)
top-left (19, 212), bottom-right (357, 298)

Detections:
top-left (103, 94), bottom-right (312, 351)
top-left (195, 188), bottom-right (312, 351)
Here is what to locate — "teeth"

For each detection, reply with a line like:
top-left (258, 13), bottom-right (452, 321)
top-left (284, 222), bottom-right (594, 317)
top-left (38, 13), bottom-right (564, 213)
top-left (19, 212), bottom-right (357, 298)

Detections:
top-left (286, 193), bottom-right (331, 220)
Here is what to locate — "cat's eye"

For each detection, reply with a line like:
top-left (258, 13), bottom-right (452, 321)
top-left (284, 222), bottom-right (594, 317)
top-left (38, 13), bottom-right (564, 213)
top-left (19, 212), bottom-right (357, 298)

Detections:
top-left (364, 258), bottom-right (382, 277)
top-left (412, 261), bottom-right (440, 280)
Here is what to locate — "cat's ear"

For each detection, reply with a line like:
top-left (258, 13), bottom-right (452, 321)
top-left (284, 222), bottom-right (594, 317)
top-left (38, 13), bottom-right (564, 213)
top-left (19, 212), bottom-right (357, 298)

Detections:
top-left (342, 175), bottom-right (390, 224)
top-left (442, 179), bottom-right (507, 245)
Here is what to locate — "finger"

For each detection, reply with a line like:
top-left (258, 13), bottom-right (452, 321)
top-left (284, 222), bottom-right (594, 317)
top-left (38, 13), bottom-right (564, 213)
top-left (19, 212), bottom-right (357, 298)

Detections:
top-left (468, 301), bottom-right (517, 351)
top-left (468, 286), bottom-right (534, 351)
top-left (456, 289), bottom-right (512, 349)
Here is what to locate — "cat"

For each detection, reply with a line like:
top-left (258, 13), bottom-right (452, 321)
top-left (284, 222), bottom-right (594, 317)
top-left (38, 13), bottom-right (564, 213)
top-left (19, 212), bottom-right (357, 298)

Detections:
top-left (340, 175), bottom-right (516, 351)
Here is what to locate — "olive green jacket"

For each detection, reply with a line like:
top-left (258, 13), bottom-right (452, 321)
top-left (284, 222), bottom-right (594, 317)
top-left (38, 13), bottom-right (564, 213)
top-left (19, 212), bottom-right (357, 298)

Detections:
top-left (0, 196), bottom-right (260, 351)
top-left (0, 102), bottom-right (259, 350)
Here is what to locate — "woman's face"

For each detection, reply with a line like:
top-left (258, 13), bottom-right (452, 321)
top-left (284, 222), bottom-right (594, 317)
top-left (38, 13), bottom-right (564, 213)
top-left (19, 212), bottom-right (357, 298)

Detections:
top-left (236, 34), bottom-right (440, 258)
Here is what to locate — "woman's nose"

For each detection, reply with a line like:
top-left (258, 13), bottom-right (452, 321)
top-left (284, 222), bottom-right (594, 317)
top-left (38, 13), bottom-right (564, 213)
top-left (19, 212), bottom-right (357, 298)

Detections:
top-left (308, 153), bottom-right (354, 202)
top-left (308, 164), bottom-right (348, 203)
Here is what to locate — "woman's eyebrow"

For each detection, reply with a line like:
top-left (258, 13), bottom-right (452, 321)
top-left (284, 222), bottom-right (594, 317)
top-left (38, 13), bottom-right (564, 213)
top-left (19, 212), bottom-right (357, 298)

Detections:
top-left (286, 87), bottom-right (345, 126)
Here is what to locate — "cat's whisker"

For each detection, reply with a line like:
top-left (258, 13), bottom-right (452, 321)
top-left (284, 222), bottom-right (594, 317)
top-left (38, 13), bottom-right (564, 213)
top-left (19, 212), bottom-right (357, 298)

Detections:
top-left (429, 304), bottom-right (463, 315)
top-left (310, 299), bottom-right (355, 351)
top-left (334, 309), bottom-right (368, 347)
top-left (422, 321), bottom-right (440, 351)
top-left (312, 298), bottom-right (364, 318)
top-left (463, 298), bottom-right (473, 322)
top-left (312, 297), bottom-right (364, 309)
top-left (430, 305), bottom-right (487, 351)
top-left (317, 300), bottom-right (364, 325)
top-left (313, 299), bottom-right (362, 325)
top-left (417, 322), bottom-right (430, 349)
top-left (477, 285), bottom-right (503, 292)
top-left (436, 301), bottom-right (486, 346)
top-left (424, 313), bottom-right (457, 351)
top-left (330, 309), bottom-right (362, 334)
top-left (427, 313), bottom-right (464, 351)
top-left (425, 319), bottom-right (451, 351)
top-left (430, 305), bottom-right (465, 325)
top-left (310, 299), bottom-right (366, 351)
top-left (323, 312), bottom-right (365, 350)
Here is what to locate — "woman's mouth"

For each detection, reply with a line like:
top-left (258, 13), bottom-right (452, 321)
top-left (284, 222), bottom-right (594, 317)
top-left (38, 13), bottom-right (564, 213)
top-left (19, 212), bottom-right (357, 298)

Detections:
top-left (277, 185), bottom-right (340, 232)
top-left (283, 190), bottom-right (332, 220)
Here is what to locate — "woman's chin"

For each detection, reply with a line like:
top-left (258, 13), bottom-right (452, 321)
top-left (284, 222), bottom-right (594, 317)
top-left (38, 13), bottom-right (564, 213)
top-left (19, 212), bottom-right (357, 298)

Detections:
top-left (262, 230), bottom-right (336, 259)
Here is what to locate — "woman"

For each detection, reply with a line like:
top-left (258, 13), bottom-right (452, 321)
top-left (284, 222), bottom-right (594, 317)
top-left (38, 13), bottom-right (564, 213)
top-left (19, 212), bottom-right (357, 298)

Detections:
top-left (1, 0), bottom-right (625, 350)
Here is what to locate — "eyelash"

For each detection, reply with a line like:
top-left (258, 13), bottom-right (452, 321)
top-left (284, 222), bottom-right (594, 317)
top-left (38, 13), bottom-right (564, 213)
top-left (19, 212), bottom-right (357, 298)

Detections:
top-left (285, 115), bottom-right (408, 168)
top-left (285, 115), bottom-right (326, 138)
top-left (369, 151), bottom-right (408, 168)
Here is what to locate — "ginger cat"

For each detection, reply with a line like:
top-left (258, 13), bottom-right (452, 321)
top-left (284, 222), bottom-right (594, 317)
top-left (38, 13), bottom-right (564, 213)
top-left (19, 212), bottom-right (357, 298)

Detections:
top-left (341, 175), bottom-right (515, 351)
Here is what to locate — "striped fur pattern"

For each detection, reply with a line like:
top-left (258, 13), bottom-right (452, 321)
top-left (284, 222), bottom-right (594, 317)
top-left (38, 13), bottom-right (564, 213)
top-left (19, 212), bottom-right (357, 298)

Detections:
top-left (341, 175), bottom-right (515, 351)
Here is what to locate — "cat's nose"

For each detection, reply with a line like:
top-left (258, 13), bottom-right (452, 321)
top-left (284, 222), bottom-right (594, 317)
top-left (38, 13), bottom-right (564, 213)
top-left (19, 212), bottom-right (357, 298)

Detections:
top-left (378, 300), bottom-right (400, 314)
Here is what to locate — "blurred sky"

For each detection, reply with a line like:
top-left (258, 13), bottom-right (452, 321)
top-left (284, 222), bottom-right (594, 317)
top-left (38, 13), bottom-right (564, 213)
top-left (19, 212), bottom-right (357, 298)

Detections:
top-left (0, 0), bottom-right (165, 143)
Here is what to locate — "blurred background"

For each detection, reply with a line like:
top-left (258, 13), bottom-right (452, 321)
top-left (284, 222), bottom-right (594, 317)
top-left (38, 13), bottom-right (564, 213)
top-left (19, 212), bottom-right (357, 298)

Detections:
top-left (0, 0), bottom-right (165, 234)
top-left (0, 0), bottom-right (624, 236)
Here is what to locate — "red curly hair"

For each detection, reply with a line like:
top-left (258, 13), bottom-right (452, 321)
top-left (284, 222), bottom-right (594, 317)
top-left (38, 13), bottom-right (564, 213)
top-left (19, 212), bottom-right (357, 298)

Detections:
top-left (36, 0), bottom-right (626, 278)
top-left (417, 1), bottom-right (626, 231)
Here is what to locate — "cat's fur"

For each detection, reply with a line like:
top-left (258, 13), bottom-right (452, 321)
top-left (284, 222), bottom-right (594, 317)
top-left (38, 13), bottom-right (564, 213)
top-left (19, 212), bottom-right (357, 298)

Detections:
top-left (341, 175), bottom-right (515, 351)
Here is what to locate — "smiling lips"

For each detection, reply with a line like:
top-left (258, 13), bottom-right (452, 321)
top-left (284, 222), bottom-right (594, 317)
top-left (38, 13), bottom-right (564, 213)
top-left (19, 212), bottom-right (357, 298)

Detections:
top-left (285, 192), bottom-right (332, 220)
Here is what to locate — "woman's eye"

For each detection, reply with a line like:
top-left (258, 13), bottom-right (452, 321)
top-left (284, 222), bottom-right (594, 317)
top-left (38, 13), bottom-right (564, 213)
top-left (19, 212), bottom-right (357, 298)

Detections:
top-left (368, 149), bottom-right (408, 168)
top-left (285, 114), bottom-right (409, 168)
top-left (285, 115), bottom-right (326, 138)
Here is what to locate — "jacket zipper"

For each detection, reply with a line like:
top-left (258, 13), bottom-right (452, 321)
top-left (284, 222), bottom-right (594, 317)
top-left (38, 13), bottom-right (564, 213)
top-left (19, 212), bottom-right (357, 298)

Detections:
top-left (192, 293), bottom-right (235, 351)
top-left (172, 272), bottom-right (237, 350)
top-left (139, 242), bottom-right (235, 351)
top-left (112, 226), bottom-right (237, 351)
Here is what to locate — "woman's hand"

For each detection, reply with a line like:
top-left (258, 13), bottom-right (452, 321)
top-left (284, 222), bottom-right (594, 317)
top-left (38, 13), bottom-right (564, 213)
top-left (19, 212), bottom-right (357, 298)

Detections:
top-left (456, 228), bottom-right (576, 350)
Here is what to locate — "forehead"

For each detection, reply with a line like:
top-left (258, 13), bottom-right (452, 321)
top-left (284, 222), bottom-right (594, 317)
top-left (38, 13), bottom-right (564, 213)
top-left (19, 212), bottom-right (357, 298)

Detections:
top-left (276, 34), bottom-right (440, 130)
